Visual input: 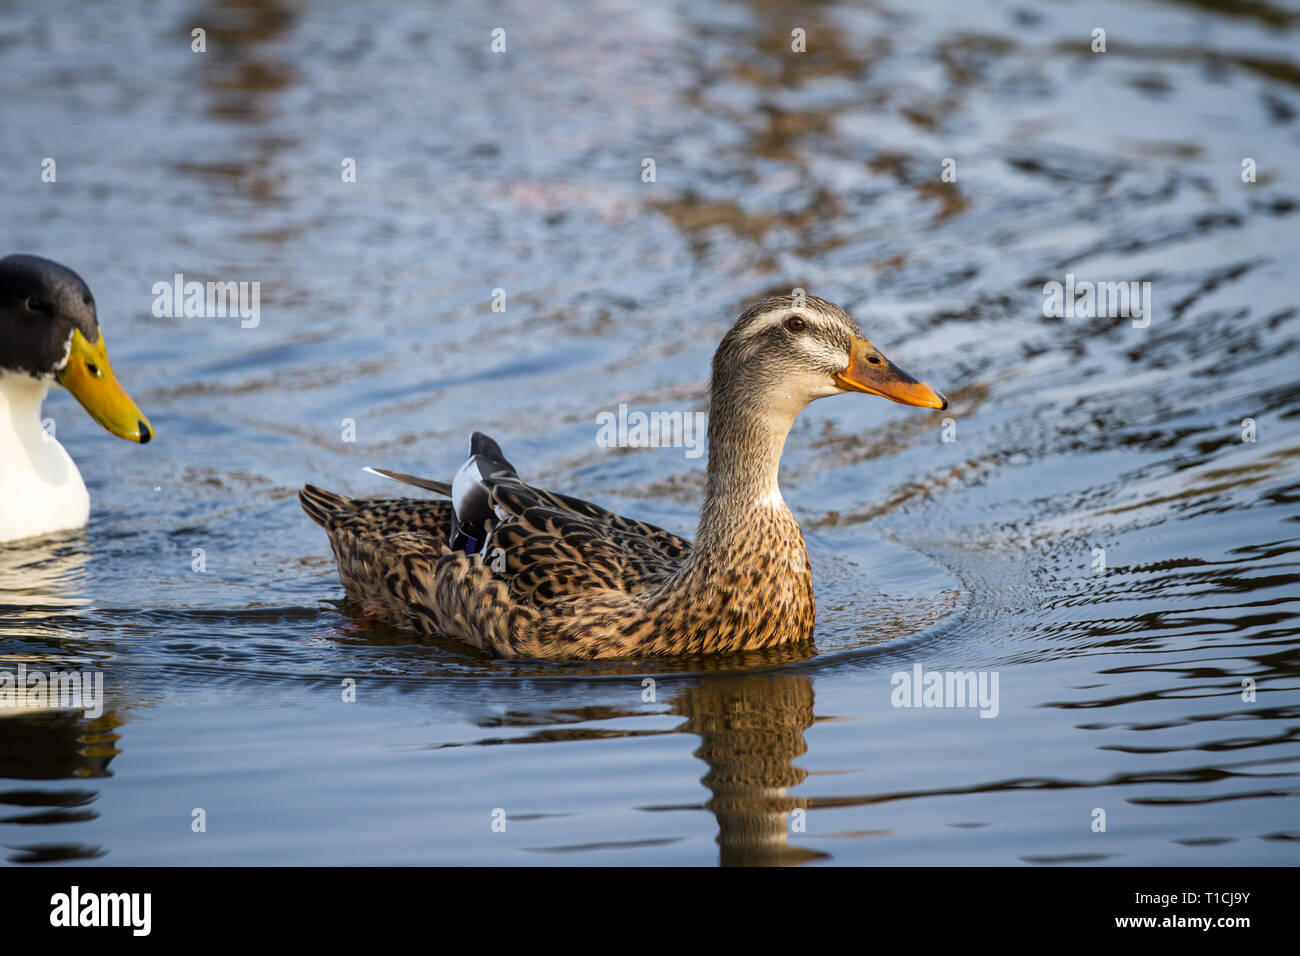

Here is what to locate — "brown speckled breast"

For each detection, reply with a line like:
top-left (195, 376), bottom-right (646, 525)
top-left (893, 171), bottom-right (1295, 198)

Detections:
top-left (531, 502), bottom-right (816, 660)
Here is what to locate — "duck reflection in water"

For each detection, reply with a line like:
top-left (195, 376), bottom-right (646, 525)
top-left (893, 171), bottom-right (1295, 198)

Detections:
top-left (673, 672), bottom-right (827, 866)
top-left (0, 708), bottom-right (119, 863)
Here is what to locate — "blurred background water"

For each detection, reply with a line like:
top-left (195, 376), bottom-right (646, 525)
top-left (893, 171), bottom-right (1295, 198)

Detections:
top-left (0, 0), bottom-right (1297, 865)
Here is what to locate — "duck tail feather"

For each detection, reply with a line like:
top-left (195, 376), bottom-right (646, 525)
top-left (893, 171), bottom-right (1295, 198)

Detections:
top-left (299, 484), bottom-right (355, 527)
top-left (362, 467), bottom-right (453, 497)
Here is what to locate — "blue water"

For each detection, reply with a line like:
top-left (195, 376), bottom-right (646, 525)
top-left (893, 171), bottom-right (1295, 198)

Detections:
top-left (1, 0), bottom-right (1298, 864)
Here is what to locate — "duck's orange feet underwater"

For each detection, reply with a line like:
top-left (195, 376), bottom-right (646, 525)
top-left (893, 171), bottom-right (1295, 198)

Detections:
top-left (339, 603), bottom-right (386, 634)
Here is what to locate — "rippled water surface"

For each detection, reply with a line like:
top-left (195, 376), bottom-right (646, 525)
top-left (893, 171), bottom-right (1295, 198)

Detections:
top-left (2, 0), bottom-right (1298, 865)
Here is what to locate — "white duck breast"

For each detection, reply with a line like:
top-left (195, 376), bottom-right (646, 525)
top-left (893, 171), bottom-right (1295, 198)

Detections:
top-left (0, 374), bottom-right (90, 542)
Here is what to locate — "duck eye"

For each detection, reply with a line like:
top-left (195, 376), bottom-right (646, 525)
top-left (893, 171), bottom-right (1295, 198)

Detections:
top-left (786, 315), bottom-right (805, 332)
top-left (25, 296), bottom-right (51, 314)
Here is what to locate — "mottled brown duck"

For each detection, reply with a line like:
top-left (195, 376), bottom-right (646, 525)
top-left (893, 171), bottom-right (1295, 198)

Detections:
top-left (300, 295), bottom-right (946, 660)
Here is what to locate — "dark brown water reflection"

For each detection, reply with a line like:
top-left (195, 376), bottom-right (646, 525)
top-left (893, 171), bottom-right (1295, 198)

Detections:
top-left (0, 0), bottom-right (1297, 864)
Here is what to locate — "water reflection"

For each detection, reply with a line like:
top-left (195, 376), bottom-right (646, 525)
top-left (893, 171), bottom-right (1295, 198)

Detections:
top-left (1, 538), bottom-right (125, 864)
top-left (174, 0), bottom-right (301, 212)
top-left (0, 710), bottom-right (120, 863)
top-left (0, 532), bottom-right (91, 621)
top-left (674, 673), bottom-right (826, 866)
top-left (192, 0), bottom-right (298, 125)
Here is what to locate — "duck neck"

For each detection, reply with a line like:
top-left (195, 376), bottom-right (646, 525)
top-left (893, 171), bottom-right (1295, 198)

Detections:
top-left (695, 393), bottom-right (798, 550)
top-left (0, 372), bottom-right (90, 543)
top-left (0, 373), bottom-right (52, 458)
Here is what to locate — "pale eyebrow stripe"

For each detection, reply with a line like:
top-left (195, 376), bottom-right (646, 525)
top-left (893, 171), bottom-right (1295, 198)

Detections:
top-left (742, 309), bottom-right (807, 340)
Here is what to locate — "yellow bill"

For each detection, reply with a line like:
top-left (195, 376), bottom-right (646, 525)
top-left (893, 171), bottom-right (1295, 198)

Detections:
top-left (834, 338), bottom-right (948, 410)
top-left (56, 328), bottom-right (154, 443)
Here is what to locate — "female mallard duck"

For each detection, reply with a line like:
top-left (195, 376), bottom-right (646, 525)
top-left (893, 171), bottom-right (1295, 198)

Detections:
top-left (0, 255), bottom-right (154, 544)
top-left (301, 295), bottom-right (946, 660)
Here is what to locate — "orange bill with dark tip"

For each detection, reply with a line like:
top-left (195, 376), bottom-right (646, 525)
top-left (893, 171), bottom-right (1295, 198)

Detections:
top-left (55, 328), bottom-right (154, 443)
top-left (833, 338), bottom-right (948, 410)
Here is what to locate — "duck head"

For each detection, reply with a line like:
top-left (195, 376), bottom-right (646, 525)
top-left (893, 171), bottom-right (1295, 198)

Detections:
top-left (711, 294), bottom-right (947, 418)
top-left (0, 254), bottom-right (153, 443)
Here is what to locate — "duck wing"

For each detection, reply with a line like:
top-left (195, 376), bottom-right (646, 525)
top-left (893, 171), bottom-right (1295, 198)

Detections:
top-left (299, 478), bottom-right (622, 658)
top-left (301, 432), bottom-right (692, 655)
top-left (357, 430), bottom-right (693, 590)
top-left (479, 473), bottom-right (690, 602)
